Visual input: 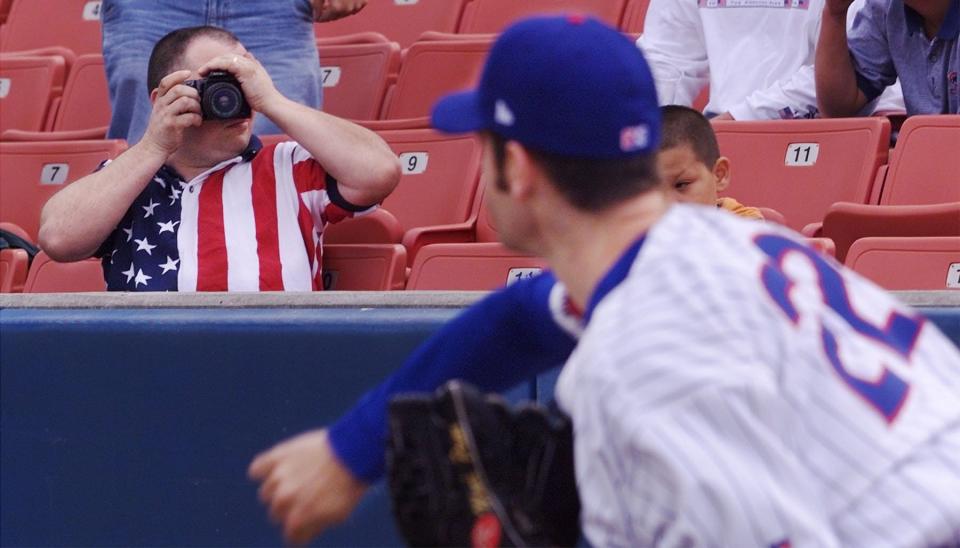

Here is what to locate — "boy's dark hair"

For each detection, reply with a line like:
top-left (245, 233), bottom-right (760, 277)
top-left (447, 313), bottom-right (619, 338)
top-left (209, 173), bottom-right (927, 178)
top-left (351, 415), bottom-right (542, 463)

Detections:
top-left (147, 26), bottom-right (240, 93)
top-left (488, 132), bottom-right (659, 213)
top-left (659, 105), bottom-right (720, 167)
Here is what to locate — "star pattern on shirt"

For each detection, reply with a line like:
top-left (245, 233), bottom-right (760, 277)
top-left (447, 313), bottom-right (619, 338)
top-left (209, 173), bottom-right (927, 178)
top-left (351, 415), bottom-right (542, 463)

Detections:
top-left (142, 199), bottom-right (159, 218)
top-left (122, 225), bottom-right (133, 242)
top-left (159, 256), bottom-right (179, 275)
top-left (121, 263), bottom-right (136, 283)
top-left (134, 237), bottom-right (157, 255)
top-left (153, 176), bottom-right (167, 189)
top-left (157, 220), bottom-right (180, 234)
top-left (134, 268), bottom-right (152, 288)
top-left (168, 187), bottom-right (182, 206)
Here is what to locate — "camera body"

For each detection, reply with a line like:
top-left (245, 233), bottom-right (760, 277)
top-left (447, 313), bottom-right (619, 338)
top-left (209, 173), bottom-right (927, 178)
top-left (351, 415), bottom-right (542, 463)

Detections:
top-left (183, 71), bottom-right (251, 120)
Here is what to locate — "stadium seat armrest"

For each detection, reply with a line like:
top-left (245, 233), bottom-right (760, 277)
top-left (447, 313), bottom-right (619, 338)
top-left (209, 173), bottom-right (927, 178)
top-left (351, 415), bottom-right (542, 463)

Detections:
top-left (801, 222), bottom-right (823, 237)
top-left (1, 127), bottom-right (109, 142)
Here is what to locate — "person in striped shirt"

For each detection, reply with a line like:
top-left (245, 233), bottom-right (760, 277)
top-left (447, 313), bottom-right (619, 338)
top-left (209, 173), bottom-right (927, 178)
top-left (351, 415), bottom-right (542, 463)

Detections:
top-left (249, 16), bottom-right (960, 547)
top-left (38, 26), bottom-right (400, 291)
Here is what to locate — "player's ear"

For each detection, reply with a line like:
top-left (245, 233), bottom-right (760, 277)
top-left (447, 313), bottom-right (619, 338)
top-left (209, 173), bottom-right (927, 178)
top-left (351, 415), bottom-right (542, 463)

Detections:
top-left (713, 156), bottom-right (731, 192)
top-left (149, 87), bottom-right (160, 106)
top-left (504, 141), bottom-right (537, 200)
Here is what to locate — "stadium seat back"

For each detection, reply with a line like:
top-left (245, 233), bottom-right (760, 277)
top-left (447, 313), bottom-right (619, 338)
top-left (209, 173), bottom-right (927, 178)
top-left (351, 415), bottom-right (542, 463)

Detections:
top-left (321, 244), bottom-right (407, 290)
top-left (0, 54), bottom-right (65, 134)
top-left (458, 0), bottom-right (628, 33)
top-left (821, 201), bottom-right (960, 262)
top-left (382, 128), bottom-right (482, 230)
top-left (845, 236), bottom-right (960, 291)
top-left (880, 115), bottom-right (960, 205)
top-left (316, 38), bottom-right (400, 120)
top-left (0, 247), bottom-right (29, 292)
top-left (1, 0), bottom-right (103, 55)
top-left (406, 242), bottom-right (546, 290)
top-left (23, 251), bottom-right (105, 292)
top-left (712, 118), bottom-right (890, 231)
top-left (621, 0), bottom-right (651, 32)
top-left (315, 0), bottom-right (469, 48)
top-left (382, 37), bottom-right (492, 120)
top-left (51, 53), bottom-right (109, 132)
top-left (0, 139), bottom-right (127, 240)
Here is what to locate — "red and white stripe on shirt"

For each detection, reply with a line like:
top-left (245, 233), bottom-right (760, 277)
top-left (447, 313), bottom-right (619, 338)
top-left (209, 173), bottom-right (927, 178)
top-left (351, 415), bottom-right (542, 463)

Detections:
top-left (177, 141), bottom-right (368, 291)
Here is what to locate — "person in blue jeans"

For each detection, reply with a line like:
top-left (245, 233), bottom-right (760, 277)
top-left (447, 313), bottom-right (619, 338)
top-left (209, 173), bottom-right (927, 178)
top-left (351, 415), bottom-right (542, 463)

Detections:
top-left (101, 0), bottom-right (366, 142)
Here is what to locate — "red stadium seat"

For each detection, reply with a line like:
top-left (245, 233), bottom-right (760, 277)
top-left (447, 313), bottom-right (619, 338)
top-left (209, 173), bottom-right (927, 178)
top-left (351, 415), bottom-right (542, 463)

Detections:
top-left (878, 115), bottom-right (960, 205)
top-left (818, 201), bottom-right (960, 263)
top-left (321, 244), bottom-right (407, 290)
top-left (621, 0), bottom-right (652, 32)
top-left (3, 54), bottom-right (110, 140)
top-left (0, 139), bottom-right (127, 240)
top-left (458, 0), bottom-right (628, 33)
top-left (0, 247), bottom-right (29, 292)
top-left (381, 36), bottom-right (492, 120)
top-left (315, 37), bottom-right (400, 121)
top-left (406, 242), bottom-right (546, 290)
top-left (23, 251), bottom-right (105, 292)
top-left (0, 0), bottom-right (14, 24)
top-left (0, 0), bottom-right (103, 55)
top-left (315, 0), bottom-right (469, 49)
top-left (845, 237), bottom-right (960, 291)
top-left (711, 118), bottom-right (890, 231)
top-left (0, 54), bottom-right (65, 134)
top-left (326, 128), bottom-right (483, 251)
top-left (806, 237), bottom-right (836, 257)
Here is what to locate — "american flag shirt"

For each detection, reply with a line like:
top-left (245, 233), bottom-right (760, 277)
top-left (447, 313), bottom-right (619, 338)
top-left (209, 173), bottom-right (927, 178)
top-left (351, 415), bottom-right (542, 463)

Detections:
top-left (96, 137), bottom-right (372, 291)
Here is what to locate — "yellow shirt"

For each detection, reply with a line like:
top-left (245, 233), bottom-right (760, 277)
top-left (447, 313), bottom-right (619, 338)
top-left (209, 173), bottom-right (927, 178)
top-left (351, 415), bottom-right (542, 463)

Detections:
top-left (717, 197), bottom-right (764, 220)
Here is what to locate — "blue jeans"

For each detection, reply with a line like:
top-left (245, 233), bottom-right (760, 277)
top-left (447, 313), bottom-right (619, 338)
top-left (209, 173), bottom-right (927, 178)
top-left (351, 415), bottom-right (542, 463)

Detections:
top-left (102, 0), bottom-right (323, 142)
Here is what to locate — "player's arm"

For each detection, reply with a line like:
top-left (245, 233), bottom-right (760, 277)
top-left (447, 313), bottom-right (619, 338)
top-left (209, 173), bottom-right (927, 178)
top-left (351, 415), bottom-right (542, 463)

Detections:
top-left (197, 54), bottom-right (400, 208)
top-left (249, 273), bottom-right (578, 544)
top-left (38, 71), bottom-right (201, 261)
top-left (815, 0), bottom-right (874, 117)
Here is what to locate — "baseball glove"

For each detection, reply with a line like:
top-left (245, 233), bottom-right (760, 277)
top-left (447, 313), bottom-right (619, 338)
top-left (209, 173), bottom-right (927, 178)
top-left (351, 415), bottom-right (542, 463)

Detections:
top-left (386, 381), bottom-right (580, 547)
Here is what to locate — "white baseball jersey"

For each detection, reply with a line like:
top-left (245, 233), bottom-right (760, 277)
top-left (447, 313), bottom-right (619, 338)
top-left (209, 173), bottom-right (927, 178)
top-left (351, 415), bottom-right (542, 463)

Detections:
top-left (554, 204), bottom-right (960, 547)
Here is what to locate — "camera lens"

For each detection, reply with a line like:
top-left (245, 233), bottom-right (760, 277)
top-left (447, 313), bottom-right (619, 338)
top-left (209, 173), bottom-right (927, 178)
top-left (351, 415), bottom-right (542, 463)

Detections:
top-left (205, 81), bottom-right (243, 119)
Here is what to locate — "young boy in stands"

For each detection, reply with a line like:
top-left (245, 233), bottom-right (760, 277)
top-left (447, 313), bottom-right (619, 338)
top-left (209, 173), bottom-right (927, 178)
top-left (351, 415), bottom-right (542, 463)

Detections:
top-left (659, 105), bottom-right (764, 220)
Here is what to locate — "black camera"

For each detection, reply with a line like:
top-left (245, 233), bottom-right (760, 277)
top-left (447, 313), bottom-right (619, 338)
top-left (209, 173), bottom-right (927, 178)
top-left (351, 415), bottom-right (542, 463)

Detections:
top-left (184, 71), bottom-right (251, 120)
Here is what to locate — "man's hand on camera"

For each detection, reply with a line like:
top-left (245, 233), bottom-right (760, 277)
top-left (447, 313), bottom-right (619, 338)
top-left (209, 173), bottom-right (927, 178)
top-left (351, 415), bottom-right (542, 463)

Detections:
top-left (312, 0), bottom-right (367, 22)
top-left (141, 70), bottom-right (202, 157)
top-left (198, 53), bottom-right (281, 114)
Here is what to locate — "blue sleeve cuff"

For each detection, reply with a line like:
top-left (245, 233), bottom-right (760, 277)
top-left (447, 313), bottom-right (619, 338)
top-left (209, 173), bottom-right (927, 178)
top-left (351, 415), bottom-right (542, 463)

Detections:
top-left (855, 69), bottom-right (885, 101)
top-left (326, 272), bottom-right (577, 483)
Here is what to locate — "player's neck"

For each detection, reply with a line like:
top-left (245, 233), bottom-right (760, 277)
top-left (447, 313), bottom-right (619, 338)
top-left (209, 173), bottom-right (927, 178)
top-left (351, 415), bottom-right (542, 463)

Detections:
top-left (542, 190), bottom-right (670, 311)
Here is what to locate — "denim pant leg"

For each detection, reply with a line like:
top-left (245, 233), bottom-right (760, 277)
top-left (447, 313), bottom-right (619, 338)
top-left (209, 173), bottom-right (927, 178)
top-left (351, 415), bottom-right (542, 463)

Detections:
top-left (102, 0), bottom-right (323, 143)
top-left (221, 0), bottom-right (323, 136)
top-left (101, 0), bottom-right (205, 142)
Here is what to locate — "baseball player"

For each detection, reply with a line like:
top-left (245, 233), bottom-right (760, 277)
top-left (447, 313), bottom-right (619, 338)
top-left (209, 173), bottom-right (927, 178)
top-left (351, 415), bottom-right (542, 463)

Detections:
top-left (249, 16), bottom-right (960, 546)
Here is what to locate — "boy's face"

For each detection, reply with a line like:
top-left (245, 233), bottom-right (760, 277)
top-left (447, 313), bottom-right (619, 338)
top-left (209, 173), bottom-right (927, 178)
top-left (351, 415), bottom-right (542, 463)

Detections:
top-left (657, 143), bottom-right (730, 207)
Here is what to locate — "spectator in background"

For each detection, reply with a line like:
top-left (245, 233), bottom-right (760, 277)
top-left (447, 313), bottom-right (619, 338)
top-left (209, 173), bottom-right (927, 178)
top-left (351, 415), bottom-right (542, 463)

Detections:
top-left (38, 26), bottom-right (399, 291)
top-left (101, 0), bottom-right (367, 142)
top-left (816, 0), bottom-right (959, 115)
top-left (659, 105), bottom-right (764, 220)
top-left (638, 0), bottom-right (903, 119)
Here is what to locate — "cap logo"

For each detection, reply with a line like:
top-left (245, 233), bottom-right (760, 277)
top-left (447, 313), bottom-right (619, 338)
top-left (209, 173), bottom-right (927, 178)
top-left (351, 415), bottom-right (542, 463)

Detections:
top-left (619, 124), bottom-right (650, 152)
top-left (494, 100), bottom-right (515, 127)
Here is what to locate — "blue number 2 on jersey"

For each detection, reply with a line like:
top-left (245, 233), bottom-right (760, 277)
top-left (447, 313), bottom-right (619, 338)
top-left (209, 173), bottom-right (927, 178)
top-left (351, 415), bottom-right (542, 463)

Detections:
top-left (755, 234), bottom-right (924, 424)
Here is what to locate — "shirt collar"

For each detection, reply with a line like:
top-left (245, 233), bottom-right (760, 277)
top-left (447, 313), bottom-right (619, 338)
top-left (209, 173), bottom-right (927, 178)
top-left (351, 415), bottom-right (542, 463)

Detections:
top-left (904, 0), bottom-right (960, 39)
top-left (583, 235), bottom-right (647, 324)
top-left (940, 0), bottom-right (960, 39)
top-left (161, 135), bottom-right (264, 185)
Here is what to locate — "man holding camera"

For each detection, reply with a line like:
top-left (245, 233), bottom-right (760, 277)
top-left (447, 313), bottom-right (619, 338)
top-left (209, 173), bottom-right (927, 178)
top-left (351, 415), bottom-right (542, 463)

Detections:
top-left (38, 26), bottom-right (400, 291)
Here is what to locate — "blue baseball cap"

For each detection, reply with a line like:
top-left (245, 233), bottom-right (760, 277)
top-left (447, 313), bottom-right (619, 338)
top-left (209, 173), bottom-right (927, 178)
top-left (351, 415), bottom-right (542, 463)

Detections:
top-left (431, 15), bottom-right (660, 159)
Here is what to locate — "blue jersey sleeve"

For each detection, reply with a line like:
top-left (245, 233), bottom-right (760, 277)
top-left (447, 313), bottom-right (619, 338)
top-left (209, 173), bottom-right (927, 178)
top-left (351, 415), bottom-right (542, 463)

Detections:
top-left (327, 272), bottom-right (578, 483)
